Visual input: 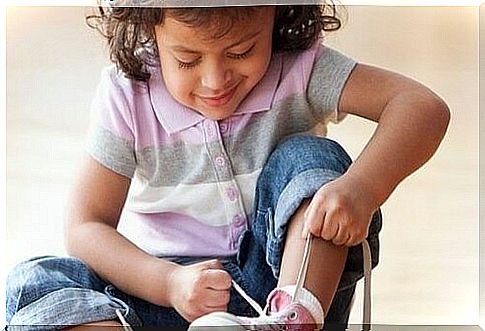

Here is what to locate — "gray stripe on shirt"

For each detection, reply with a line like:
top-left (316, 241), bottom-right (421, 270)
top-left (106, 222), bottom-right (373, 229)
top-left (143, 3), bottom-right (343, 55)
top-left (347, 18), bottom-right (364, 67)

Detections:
top-left (87, 127), bottom-right (136, 178)
top-left (307, 47), bottom-right (357, 122)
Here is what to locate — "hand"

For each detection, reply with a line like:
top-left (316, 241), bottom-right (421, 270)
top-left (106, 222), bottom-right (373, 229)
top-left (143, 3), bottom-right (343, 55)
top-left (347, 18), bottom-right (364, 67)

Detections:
top-left (167, 259), bottom-right (232, 322)
top-left (302, 174), bottom-right (377, 247)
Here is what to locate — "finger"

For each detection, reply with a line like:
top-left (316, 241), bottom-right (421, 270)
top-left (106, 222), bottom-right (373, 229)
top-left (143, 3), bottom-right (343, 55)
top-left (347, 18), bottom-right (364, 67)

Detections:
top-left (346, 233), bottom-right (364, 247)
top-left (332, 223), bottom-right (349, 246)
top-left (320, 211), bottom-right (339, 241)
top-left (203, 269), bottom-right (232, 290)
top-left (204, 289), bottom-right (231, 308)
top-left (202, 305), bottom-right (228, 314)
top-left (303, 200), bottom-right (325, 238)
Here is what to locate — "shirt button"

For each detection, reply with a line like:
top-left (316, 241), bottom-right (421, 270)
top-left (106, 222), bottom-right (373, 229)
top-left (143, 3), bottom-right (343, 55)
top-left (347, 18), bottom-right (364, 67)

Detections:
top-left (220, 123), bottom-right (228, 134)
top-left (226, 187), bottom-right (238, 202)
top-left (233, 215), bottom-right (245, 227)
top-left (215, 156), bottom-right (226, 167)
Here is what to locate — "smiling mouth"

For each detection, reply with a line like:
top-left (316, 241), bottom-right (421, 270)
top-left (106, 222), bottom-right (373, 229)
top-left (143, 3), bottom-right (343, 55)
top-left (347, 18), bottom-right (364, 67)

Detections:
top-left (198, 84), bottom-right (239, 107)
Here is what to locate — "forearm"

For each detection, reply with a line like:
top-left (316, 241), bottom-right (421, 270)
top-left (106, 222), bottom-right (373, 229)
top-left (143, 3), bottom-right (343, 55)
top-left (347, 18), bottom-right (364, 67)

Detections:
top-left (65, 220), bottom-right (178, 307)
top-left (344, 91), bottom-right (450, 208)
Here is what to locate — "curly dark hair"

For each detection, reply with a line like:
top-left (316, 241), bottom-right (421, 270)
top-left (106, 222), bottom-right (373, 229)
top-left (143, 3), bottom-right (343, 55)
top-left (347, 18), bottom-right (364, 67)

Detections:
top-left (86, 3), bottom-right (342, 82)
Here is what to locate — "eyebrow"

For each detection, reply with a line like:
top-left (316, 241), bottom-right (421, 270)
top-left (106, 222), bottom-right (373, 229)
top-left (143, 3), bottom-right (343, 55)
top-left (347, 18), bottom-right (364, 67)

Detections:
top-left (169, 30), bottom-right (262, 54)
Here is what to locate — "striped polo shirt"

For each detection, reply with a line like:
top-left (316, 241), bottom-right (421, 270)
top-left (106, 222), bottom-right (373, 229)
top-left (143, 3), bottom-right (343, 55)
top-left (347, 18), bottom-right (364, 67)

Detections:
top-left (86, 40), bottom-right (356, 258)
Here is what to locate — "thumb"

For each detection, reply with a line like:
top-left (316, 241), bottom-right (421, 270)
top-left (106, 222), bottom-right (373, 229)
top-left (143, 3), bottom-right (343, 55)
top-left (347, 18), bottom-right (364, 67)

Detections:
top-left (301, 212), bottom-right (310, 239)
top-left (301, 223), bottom-right (309, 239)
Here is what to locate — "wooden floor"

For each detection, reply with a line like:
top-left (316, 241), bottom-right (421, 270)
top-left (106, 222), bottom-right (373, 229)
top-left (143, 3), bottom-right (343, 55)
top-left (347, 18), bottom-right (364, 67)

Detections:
top-left (5, 5), bottom-right (480, 328)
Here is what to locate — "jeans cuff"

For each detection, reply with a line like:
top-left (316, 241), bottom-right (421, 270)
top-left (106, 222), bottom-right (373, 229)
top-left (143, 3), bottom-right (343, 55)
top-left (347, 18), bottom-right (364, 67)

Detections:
top-left (267, 168), bottom-right (341, 277)
top-left (274, 168), bottom-right (341, 239)
top-left (9, 288), bottom-right (141, 330)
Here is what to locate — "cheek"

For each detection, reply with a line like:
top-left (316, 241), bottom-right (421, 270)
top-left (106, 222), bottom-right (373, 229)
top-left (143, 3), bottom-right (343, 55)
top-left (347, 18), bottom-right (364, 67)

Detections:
top-left (247, 51), bottom-right (272, 83)
top-left (161, 65), bottom-right (196, 100)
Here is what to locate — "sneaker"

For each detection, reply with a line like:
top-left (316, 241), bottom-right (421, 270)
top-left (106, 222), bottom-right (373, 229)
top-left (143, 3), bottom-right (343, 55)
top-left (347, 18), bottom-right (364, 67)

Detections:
top-left (188, 287), bottom-right (319, 331)
top-left (189, 234), bottom-right (323, 331)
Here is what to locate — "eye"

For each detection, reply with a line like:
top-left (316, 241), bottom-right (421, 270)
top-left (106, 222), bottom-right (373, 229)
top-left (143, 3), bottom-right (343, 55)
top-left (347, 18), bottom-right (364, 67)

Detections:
top-left (177, 59), bottom-right (200, 70)
top-left (228, 44), bottom-right (255, 60)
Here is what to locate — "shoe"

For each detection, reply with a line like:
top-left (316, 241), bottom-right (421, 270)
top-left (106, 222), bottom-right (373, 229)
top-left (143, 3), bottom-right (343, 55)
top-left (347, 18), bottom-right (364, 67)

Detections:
top-left (188, 287), bottom-right (319, 330)
top-left (189, 234), bottom-right (322, 331)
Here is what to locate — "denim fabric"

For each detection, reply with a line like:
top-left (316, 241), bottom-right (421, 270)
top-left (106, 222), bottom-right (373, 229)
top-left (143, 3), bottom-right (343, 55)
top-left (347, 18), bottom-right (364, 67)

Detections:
top-left (5, 136), bottom-right (382, 330)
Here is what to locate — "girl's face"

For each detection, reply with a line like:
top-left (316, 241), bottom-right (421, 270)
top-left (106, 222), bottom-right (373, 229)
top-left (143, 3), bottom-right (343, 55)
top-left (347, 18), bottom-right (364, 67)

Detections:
top-left (155, 7), bottom-right (275, 121)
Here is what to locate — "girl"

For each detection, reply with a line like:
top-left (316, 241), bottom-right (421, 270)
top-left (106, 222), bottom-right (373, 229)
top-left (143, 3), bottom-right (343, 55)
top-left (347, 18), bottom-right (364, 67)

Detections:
top-left (5, 3), bottom-right (449, 331)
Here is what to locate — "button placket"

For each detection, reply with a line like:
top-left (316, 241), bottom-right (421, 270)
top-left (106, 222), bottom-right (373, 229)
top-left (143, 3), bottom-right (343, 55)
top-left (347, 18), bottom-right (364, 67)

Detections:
top-left (203, 120), bottom-right (228, 180)
top-left (204, 121), bottom-right (215, 138)
top-left (226, 186), bottom-right (238, 202)
top-left (230, 215), bottom-right (247, 250)
top-left (202, 120), bottom-right (247, 251)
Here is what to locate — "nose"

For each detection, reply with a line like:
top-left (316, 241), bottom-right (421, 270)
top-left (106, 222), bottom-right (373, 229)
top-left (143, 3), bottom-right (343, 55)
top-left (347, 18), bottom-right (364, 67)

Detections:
top-left (200, 60), bottom-right (232, 92)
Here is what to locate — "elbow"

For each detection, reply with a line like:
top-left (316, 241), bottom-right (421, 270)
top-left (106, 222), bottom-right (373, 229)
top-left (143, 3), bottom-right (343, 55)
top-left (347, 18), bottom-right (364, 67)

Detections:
top-left (63, 219), bottom-right (76, 256)
top-left (414, 88), bottom-right (451, 142)
top-left (63, 208), bottom-right (83, 257)
top-left (430, 96), bottom-right (451, 140)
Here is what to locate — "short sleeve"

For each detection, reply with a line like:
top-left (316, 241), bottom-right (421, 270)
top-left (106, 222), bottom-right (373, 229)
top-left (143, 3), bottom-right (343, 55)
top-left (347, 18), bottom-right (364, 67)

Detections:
top-left (85, 66), bottom-right (136, 178)
top-left (307, 46), bottom-right (357, 124)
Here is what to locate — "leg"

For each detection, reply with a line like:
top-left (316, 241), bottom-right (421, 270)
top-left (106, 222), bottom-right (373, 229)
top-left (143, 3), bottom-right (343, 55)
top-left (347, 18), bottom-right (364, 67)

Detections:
top-left (6, 255), bottom-right (143, 329)
top-left (323, 284), bottom-right (356, 331)
top-left (63, 320), bottom-right (123, 330)
top-left (278, 199), bottom-right (348, 315)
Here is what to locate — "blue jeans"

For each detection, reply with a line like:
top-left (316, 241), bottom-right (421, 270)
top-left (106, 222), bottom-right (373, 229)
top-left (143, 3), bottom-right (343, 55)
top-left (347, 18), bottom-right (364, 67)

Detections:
top-left (6, 136), bottom-right (382, 330)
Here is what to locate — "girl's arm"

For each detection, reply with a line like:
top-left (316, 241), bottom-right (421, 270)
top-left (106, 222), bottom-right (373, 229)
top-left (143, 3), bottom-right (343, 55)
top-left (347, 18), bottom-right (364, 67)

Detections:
top-left (303, 63), bottom-right (450, 246)
top-left (339, 64), bottom-right (450, 208)
top-left (64, 155), bottom-right (177, 306)
top-left (64, 156), bottom-right (232, 321)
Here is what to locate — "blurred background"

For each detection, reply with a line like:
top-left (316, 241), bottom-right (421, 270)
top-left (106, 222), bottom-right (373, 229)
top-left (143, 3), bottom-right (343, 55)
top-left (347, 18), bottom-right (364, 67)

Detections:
top-left (5, 5), bottom-right (479, 327)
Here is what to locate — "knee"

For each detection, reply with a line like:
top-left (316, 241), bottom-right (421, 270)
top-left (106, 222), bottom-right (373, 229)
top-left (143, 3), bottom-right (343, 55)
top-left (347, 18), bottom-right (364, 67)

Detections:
top-left (6, 257), bottom-right (54, 319)
top-left (6, 256), bottom-right (88, 322)
top-left (7, 259), bottom-right (38, 321)
top-left (265, 136), bottom-right (352, 176)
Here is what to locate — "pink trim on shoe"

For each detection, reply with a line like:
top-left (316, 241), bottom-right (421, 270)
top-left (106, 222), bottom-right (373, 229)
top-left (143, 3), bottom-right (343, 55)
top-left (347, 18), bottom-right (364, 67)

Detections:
top-left (188, 289), bottom-right (319, 331)
top-left (265, 288), bottom-right (317, 329)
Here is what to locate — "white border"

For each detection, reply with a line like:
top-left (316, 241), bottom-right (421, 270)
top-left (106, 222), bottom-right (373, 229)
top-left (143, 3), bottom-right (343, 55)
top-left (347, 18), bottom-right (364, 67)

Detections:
top-left (2, 0), bottom-right (482, 329)
top-left (1, 3), bottom-right (6, 328)
top-left (2, 0), bottom-right (485, 6)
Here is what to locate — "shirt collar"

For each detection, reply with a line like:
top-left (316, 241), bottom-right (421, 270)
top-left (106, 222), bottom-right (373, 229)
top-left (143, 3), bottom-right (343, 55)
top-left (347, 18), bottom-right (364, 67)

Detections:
top-left (148, 53), bottom-right (282, 135)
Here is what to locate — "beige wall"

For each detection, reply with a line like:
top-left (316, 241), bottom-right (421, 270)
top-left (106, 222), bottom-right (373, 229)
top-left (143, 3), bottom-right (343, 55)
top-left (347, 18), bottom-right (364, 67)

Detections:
top-left (480, 2), bottom-right (484, 329)
top-left (6, 5), bottom-right (479, 326)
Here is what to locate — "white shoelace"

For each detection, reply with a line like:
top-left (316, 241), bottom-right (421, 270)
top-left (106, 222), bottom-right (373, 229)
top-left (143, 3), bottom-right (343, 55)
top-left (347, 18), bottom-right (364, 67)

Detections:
top-left (115, 308), bottom-right (134, 331)
top-left (232, 279), bottom-right (266, 315)
top-left (293, 233), bottom-right (313, 304)
top-left (362, 239), bottom-right (372, 329)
